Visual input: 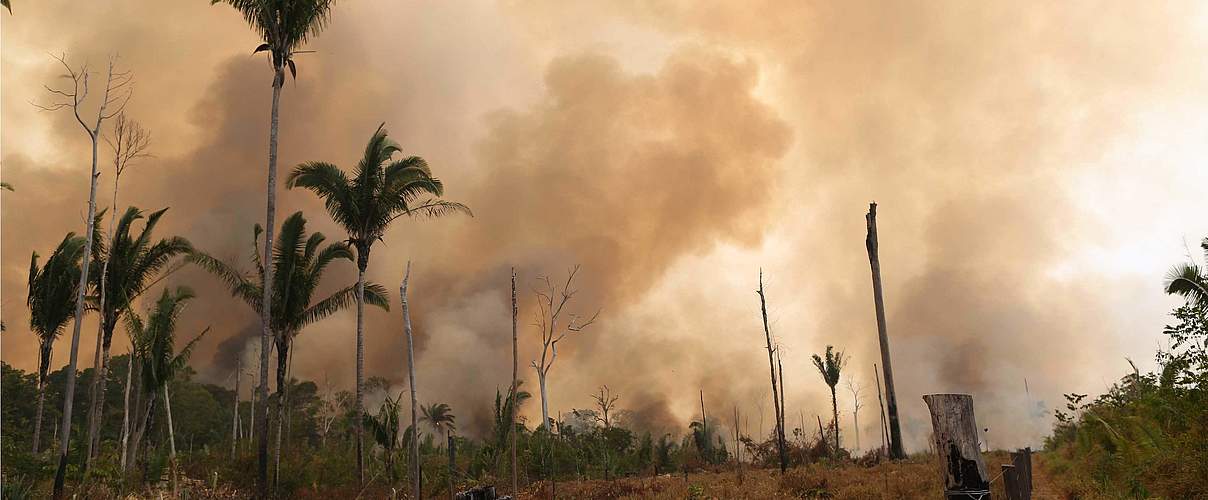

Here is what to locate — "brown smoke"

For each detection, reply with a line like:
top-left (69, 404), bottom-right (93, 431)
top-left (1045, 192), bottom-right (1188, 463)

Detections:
top-left (4, 1), bottom-right (1206, 445)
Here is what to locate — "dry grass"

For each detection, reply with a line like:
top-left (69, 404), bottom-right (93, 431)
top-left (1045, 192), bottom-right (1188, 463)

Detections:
top-left (523, 451), bottom-right (1031, 500)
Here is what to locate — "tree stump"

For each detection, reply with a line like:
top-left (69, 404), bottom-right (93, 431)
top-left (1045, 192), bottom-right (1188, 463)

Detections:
top-left (923, 394), bottom-right (991, 499)
top-left (1007, 447), bottom-right (1032, 500)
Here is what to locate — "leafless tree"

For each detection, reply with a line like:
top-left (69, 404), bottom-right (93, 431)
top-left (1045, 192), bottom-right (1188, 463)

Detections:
top-left (531, 265), bottom-right (599, 431)
top-left (846, 378), bottom-right (865, 454)
top-left (756, 269), bottom-right (787, 473)
top-left (34, 54), bottom-right (131, 498)
top-left (590, 385), bottom-right (620, 429)
top-left (87, 111), bottom-right (151, 464)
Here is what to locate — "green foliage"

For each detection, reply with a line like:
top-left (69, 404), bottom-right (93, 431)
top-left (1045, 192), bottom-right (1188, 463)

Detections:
top-left (286, 123), bottom-right (469, 268)
top-left (27, 232), bottom-right (87, 377)
top-left (1044, 303), bottom-right (1208, 498)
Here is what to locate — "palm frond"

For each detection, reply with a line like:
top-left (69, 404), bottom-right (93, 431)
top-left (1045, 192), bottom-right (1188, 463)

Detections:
top-left (1164, 263), bottom-right (1208, 307)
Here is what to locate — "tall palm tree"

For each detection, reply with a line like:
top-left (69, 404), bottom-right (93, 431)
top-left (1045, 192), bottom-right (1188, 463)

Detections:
top-left (209, 1), bottom-right (336, 493)
top-left (287, 122), bottom-right (468, 482)
top-left (812, 345), bottom-right (848, 454)
top-left (189, 211), bottom-right (388, 487)
top-left (421, 402), bottom-right (457, 499)
top-left (27, 233), bottom-right (88, 454)
top-left (125, 286), bottom-right (208, 477)
top-left (1165, 237), bottom-right (1208, 307)
top-left (85, 206), bottom-right (191, 464)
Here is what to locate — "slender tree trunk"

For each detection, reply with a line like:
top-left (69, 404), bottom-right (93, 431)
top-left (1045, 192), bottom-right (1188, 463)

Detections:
top-left (119, 353), bottom-right (134, 470)
top-left (756, 270), bottom-right (787, 473)
top-left (273, 337), bottom-right (289, 491)
top-left (401, 262), bottom-right (420, 500)
top-left (355, 261), bottom-right (368, 486)
top-left (124, 356), bottom-right (145, 469)
top-left (776, 351), bottom-right (786, 445)
top-left (164, 385), bottom-right (177, 459)
top-left (865, 203), bottom-right (904, 459)
top-left (164, 384), bottom-right (179, 498)
top-left (509, 268), bottom-right (519, 495)
top-left (255, 70), bottom-right (284, 500)
top-left (232, 357), bottom-right (241, 459)
top-left (699, 389), bottom-right (708, 457)
top-left (831, 387), bottom-right (840, 453)
top-left (85, 321), bottom-right (104, 467)
top-left (86, 178), bottom-right (120, 466)
top-left (537, 371), bottom-right (550, 432)
top-left (853, 402), bottom-right (860, 453)
top-left (33, 357), bottom-right (49, 453)
top-left (874, 364), bottom-right (889, 457)
top-left (447, 430), bottom-right (455, 500)
top-left (130, 391), bottom-right (157, 472)
top-left (53, 128), bottom-right (101, 500)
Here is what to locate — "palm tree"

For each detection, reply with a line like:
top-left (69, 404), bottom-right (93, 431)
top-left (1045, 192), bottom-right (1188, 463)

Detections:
top-left (125, 287), bottom-right (209, 478)
top-left (421, 402), bottom-right (457, 499)
top-left (209, 1), bottom-right (336, 492)
top-left (365, 391), bottom-right (404, 480)
top-left (812, 345), bottom-right (848, 454)
top-left (27, 233), bottom-right (88, 453)
top-left (85, 206), bottom-right (191, 464)
top-left (1165, 237), bottom-right (1208, 307)
top-left (287, 122), bottom-right (468, 483)
top-left (189, 211), bottom-right (388, 487)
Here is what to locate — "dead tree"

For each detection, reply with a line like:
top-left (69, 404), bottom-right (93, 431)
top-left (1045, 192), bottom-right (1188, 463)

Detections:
top-left (846, 378), bottom-right (864, 453)
top-left (866, 202), bottom-right (905, 459)
top-left (531, 266), bottom-right (599, 431)
top-left (509, 268), bottom-right (519, 496)
top-left (86, 111), bottom-right (151, 464)
top-left (401, 262), bottom-right (420, 500)
top-left (756, 270), bottom-right (787, 473)
top-left (35, 54), bottom-right (131, 497)
top-left (922, 394), bottom-right (991, 499)
top-left (874, 364), bottom-right (889, 457)
top-left (592, 385), bottom-right (620, 429)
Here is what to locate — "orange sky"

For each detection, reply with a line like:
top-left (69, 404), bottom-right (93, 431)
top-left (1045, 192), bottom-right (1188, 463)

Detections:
top-left (3, 1), bottom-right (1206, 450)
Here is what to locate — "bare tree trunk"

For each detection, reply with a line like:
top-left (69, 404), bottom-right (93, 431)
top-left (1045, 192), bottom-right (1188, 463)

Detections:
top-left (401, 262), bottom-right (420, 500)
top-left (232, 357), bottom-right (241, 459)
top-left (874, 364), bottom-right (889, 457)
top-left (699, 389), bottom-right (708, 457)
top-left (509, 267), bottom-right (519, 496)
top-left (537, 371), bottom-right (550, 432)
top-left (85, 321), bottom-right (104, 467)
top-left (865, 203), bottom-right (904, 459)
top-left (33, 357), bottom-right (49, 453)
top-left (124, 356), bottom-right (145, 469)
top-left (355, 263), bottom-right (367, 486)
top-left (86, 175), bottom-right (121, 467)
top-left (756, 270), bottom-right (787, 473)
top-left (53, 120), bottom-right (101, 500)
top-left (447, 430), bottom-right (455, 500)
top-left (119, 353), bottom-right (134, 469)
top-left (776, 351), bottom-right (786, 445)
top-left (255, 68), bottom-right (284, 500)
top-left (830, 386), bottom-right (840, 453)
top-left (164, 384), bottom-right (179, 498)
top-left (273, 338), bottom-right (289, 491)
top-left (853, 401), bottom-right (860, 453)
top-left (922, 394), bottom-right (990, 498)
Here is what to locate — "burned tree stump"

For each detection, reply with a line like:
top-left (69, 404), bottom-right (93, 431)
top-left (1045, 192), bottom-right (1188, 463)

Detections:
top-left (923, 394), bottom-right (991, 499)
top-left (1006, 447), bottom-right (1032, 500)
